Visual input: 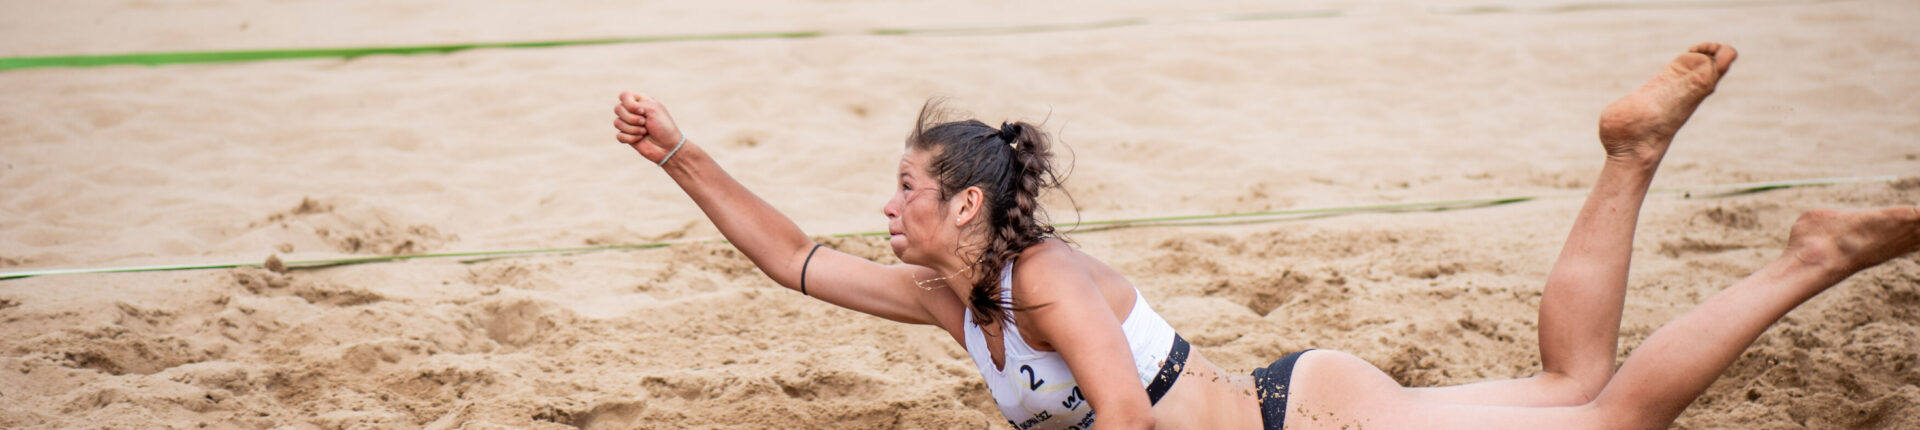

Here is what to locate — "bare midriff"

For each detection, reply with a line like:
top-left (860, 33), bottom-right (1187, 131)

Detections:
top-left (1150, 350), bottom-right (1264, 429)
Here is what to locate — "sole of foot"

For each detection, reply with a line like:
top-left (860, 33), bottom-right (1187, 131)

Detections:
top-left (1597, 42), bottom-right (1739, 165)
top-left (1786, 206), bottom-right (1920, 278)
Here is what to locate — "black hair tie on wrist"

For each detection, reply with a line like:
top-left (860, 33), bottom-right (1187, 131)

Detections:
top-left (801, 243), bottom-right (823, 296)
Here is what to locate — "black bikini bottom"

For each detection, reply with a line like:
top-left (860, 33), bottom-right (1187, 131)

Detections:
top-left (1144, 334), bottom-right (1190, 405)
top-left (1251, 349), bottom-right (1313, 430)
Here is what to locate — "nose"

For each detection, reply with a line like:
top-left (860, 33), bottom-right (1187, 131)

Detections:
top-left (883, 194), bottom-right (900, 219)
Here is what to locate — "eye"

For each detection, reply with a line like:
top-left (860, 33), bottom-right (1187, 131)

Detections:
top-left (901, 181), bottom-right (912, 191)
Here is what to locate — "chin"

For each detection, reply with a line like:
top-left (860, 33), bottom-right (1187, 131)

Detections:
top-left (889, 238), bottom-right (913, 263)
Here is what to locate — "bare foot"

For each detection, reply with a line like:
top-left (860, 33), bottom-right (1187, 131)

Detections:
top-left (1597, 42), bottom-right (1738, 165)
top-left (1785, 206), bottom-right (1920, 280)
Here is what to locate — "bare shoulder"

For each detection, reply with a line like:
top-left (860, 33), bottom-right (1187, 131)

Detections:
top-left (1009, 239), bottom-right (1128, 350)
top-left (1009, 239), bottom-right (1097, 303)
top-left (1017, 238), bottom-right (1080, 264)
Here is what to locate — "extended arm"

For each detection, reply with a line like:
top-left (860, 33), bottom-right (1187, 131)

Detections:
top-left (614, 93), bottom-right (954, 326)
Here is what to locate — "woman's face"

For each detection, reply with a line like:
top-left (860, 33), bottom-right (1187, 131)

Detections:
top-left (885, 149), bottom-right (960, 265)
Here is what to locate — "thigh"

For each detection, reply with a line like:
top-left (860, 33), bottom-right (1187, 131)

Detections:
top-left (1286, 351), bottom-right (1626, 430)
top-left (1405, 374), bottom-right (1596, 407)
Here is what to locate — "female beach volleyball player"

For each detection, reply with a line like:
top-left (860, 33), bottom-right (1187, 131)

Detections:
top-left (610, 42), bottom-right (1920, 429)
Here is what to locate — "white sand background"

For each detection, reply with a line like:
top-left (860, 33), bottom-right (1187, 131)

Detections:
top-left (2, 0), bottom-right (1917, 428)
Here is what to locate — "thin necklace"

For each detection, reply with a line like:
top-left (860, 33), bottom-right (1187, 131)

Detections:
top-left (915, 266), bottom-right (973, 291)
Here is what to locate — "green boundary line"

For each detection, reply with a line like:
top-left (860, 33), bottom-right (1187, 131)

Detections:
top-left (0, 16), bottom-right (1211, 71)
top-left (0, 0), bottom-right (1847, 72)
top-left (0, 31), bottom-right (830, 71)
top-left (0, 175), bottom-right (1899, 281)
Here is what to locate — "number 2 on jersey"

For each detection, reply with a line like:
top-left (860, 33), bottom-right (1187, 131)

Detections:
top-left (1018, 364), bottom-right (1044, 390)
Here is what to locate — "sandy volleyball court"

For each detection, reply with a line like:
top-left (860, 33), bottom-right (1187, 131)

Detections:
top-left (2, 0), bottom-right (1918, 428)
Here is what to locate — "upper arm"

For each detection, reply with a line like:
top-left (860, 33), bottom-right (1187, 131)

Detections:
top-left (776, 244), bottom-right (964, 329)
top-left (1014, 245), bottom-right (1154, 420)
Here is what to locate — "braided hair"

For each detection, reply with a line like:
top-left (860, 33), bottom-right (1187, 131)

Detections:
top-left (904, 100), bottom-right (1068, 327)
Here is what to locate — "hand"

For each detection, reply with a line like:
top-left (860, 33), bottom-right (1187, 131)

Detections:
top-left (614, 91), bottom-right (686, 164)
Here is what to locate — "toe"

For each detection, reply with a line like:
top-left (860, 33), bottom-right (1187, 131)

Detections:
top-left (1688, 42), bottom-right (1720, 56)
top-left (1710, 45), bottom-right (1737, 77)
top-left (1897, 204), bottom-right (1920, 224)
top-left (1688, 42), bottom-right (1737, 77)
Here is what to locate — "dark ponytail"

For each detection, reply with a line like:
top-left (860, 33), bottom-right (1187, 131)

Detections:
top-left (905, 100), bottom-right (1068, 327)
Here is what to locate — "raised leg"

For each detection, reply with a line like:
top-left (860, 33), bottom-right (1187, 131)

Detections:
top-left (1413, 42), bottom-right (1738, 406)
top-left (1591, 207), bottom-right (1920, 428)
top-left (1290, 207), bottom-right (1920, 430)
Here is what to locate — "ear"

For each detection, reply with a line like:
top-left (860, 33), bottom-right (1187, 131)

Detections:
top-left (953, 186), bottom-right (986, 227)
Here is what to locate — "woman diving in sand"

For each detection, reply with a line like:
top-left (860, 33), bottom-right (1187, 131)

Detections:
top-left (610, 42), bottom-right (1919, 429)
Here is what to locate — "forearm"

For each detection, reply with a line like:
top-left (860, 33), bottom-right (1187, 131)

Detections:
top-left (659, 141), bottom-right (815, 287)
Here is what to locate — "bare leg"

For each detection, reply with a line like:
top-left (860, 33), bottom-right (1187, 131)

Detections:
top-left (1415, 42), bottom-right (1738, 406)
top-left (1591, 207), bottom-right (1920, 428)
top-left (1291, 207), bottom-right (1920, 430)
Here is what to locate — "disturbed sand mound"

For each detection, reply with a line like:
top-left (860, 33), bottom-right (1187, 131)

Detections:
top-left (251, 197), bottom-right (455, 256)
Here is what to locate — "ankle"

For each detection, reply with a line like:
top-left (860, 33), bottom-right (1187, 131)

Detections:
top-left (1602, 145), bottom-right (1667, 170)
top-left (1777, 241), bottom-right (1856, 285)
top-left (1598, 155), bottom-right (1663, 183)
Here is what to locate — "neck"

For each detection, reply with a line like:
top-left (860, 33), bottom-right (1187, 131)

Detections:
top-left (925, 253), bottom-right (990, 301)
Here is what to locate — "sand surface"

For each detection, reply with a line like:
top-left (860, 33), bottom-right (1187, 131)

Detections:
top-left (3, 0), bottom-right (1918, 428)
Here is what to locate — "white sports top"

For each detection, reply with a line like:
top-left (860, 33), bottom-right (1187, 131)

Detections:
top-left (961, 262), bottom-right (1181, 430)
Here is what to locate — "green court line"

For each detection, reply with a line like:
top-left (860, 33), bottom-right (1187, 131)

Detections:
top-left (0, 175), bottom-right (1898, 281)
top-left (0, 0), bottom-right (1844, 72)
top-left (0, 17), bottom-right (1192, 71)
top-left (0, 31), bottom-right (829, 71)
top-left (0, 243), bottom-right (675, 279)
